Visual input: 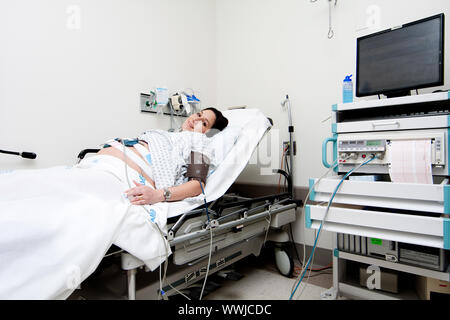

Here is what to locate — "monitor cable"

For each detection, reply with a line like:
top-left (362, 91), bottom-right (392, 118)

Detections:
top-left (121, 141), bottom-right (170, 300)
top-left (290, 154), bottom-right (376, 300)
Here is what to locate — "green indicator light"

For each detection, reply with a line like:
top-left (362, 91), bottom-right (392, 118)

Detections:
top-left (371, 238), bottom-right (383, 246)
top-left (366, 141), bottom-right (381, 146)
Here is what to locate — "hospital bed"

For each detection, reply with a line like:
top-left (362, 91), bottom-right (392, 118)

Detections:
top-left (69, 109), bottom-right (300, 300)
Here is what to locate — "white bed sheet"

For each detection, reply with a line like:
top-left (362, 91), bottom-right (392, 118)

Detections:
top-left (0, 165), bottom-right (170, 300)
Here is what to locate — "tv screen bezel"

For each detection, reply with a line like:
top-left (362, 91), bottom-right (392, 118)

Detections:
top-left (356, 13), bottom-right (445, 98)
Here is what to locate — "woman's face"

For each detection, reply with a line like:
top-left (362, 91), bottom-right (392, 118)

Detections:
top-left (182, 110), bottom-right (216, 134)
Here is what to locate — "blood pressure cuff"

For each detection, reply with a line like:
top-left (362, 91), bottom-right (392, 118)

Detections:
top-left (186, 151), bottom-right (210, 185)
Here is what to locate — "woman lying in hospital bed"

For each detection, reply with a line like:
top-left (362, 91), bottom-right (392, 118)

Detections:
top-left (0, 107), bottom-right (233, 300)
top-left (98, 107), bottom-right (229, 205)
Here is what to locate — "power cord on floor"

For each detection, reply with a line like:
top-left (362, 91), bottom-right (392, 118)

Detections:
top-left (296, 157), bottom-right (343, 268)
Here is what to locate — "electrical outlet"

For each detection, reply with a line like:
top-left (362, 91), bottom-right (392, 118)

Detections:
top-left (283, 142), bottom-right (290, 155)
top-left (140, 92), bottom-right (157, 112)
top-left (283, 141), bottom-right (296, 156)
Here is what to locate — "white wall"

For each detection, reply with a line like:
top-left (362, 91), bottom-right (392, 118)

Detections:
top-left (215, 0), bottom-right (450, 249)
top-left (0, 0), bottom-right (217, 170)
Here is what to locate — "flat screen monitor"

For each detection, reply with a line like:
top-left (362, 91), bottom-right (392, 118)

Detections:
top-left (356, 13), bottom-right (445, 98)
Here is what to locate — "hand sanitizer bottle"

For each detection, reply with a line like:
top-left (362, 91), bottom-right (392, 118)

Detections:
top-left (343, 75), bottom-right (353, 103)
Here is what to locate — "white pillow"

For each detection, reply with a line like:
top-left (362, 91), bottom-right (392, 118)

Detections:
top-left (208, 125), bottom-right (242, 165)
top-left (206, 108), bottom-right (271, 175)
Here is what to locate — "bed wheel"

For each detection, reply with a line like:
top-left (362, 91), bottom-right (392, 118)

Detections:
top-left (274, 247), bottom-right (294, 278)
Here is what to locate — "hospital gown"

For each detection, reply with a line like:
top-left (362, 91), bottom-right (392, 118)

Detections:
top-left (137, 129), bottom-right (215, 189)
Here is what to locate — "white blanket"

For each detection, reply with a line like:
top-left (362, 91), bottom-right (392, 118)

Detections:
top-left (0, 164), bottom-right (170, 300)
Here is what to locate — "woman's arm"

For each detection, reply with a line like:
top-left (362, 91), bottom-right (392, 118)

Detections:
top-left (125, 180), bottom-right (204, 206)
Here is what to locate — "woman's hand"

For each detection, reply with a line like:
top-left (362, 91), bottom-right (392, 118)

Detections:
top-left (125, 181), bottom-right (164, 205)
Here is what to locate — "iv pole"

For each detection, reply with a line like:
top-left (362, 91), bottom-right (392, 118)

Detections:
top-left (281, 95), bottom-right (295, 200)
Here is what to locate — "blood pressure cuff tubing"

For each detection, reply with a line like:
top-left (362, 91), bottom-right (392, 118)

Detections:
top-left (186, 151), bottom-right (210, 185)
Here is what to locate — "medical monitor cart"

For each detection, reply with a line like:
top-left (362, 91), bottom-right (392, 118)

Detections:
top-left (309, 92), bottom-right (450, 299)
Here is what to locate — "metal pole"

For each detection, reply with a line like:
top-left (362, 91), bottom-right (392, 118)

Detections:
top-left (285, 95), bottom-right (295, 200)
top-left (127, 269), bottom-right (137, 300)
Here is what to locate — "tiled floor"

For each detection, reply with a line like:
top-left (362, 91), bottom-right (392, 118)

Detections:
top-left (197, 253), bottom-right (335, 301)
top-left (70, 247), bottom-right (339, 301)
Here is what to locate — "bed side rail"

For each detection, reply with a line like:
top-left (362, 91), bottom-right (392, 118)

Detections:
top-left (168, 202), bottom-right (297, 246)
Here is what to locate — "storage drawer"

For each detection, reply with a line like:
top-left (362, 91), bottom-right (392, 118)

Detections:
top-left (309, 177), bottom-right (450, 215)
top-left (305, 204), bottom-right (450, 250)
top-left (336, 115), bottom-right (449, 134)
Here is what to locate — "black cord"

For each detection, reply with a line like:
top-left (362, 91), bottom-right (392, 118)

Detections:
top-left (289, 223), bottom-right (303, 266)
top-left (199, 181), bottom-right (210, 222)
top-left (284, 156), bottom-right (290, 193)
top-left (433, 89), bottom-right (449, 93)
top-left (0, 150), bottom-right (20, 156)
top-left (285, 154), bottom-right (291, 175)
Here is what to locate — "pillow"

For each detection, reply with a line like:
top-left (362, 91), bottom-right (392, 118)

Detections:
top-left (208, 125), bottom-right (242, 165)
top-left (206, 108), bottom-right (271, 176)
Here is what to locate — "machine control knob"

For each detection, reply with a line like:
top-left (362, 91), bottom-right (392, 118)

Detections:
top-left (349, 153), bottom-right (358, 160)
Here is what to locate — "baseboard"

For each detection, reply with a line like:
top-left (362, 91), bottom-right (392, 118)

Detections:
top-left (292, 244), bottom-right (333, 269)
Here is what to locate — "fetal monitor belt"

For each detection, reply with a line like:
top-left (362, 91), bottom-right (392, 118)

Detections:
top-left (108, 140), bottom-right (154, 183)
top-left (103, 138), bottom-right (145, 148)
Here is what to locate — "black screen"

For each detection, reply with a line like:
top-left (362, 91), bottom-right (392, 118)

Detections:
top-left (357, 14), bottom-right (444, 97)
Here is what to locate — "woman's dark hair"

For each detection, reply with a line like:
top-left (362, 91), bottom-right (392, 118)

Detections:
top-left (204, 107), bottom-right (229, 132)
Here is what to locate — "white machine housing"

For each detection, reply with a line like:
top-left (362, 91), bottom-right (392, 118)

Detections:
top-left (337, 129), bottom-right (447, 175)
top-left (331, 92), bottom-right (450, 176)
top-left (311, 91), bottom-right (450, 301)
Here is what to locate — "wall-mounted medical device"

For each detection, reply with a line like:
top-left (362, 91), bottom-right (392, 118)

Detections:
top-left (170, 93), bottom-right (189, 113)
top-left (140, 89), bottom-right (200, 117)
top-left (140, 92), bottom-right (158, 113)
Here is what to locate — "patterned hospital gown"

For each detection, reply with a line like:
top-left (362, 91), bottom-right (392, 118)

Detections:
top-left (138, 130), bottom-right (215, 190)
